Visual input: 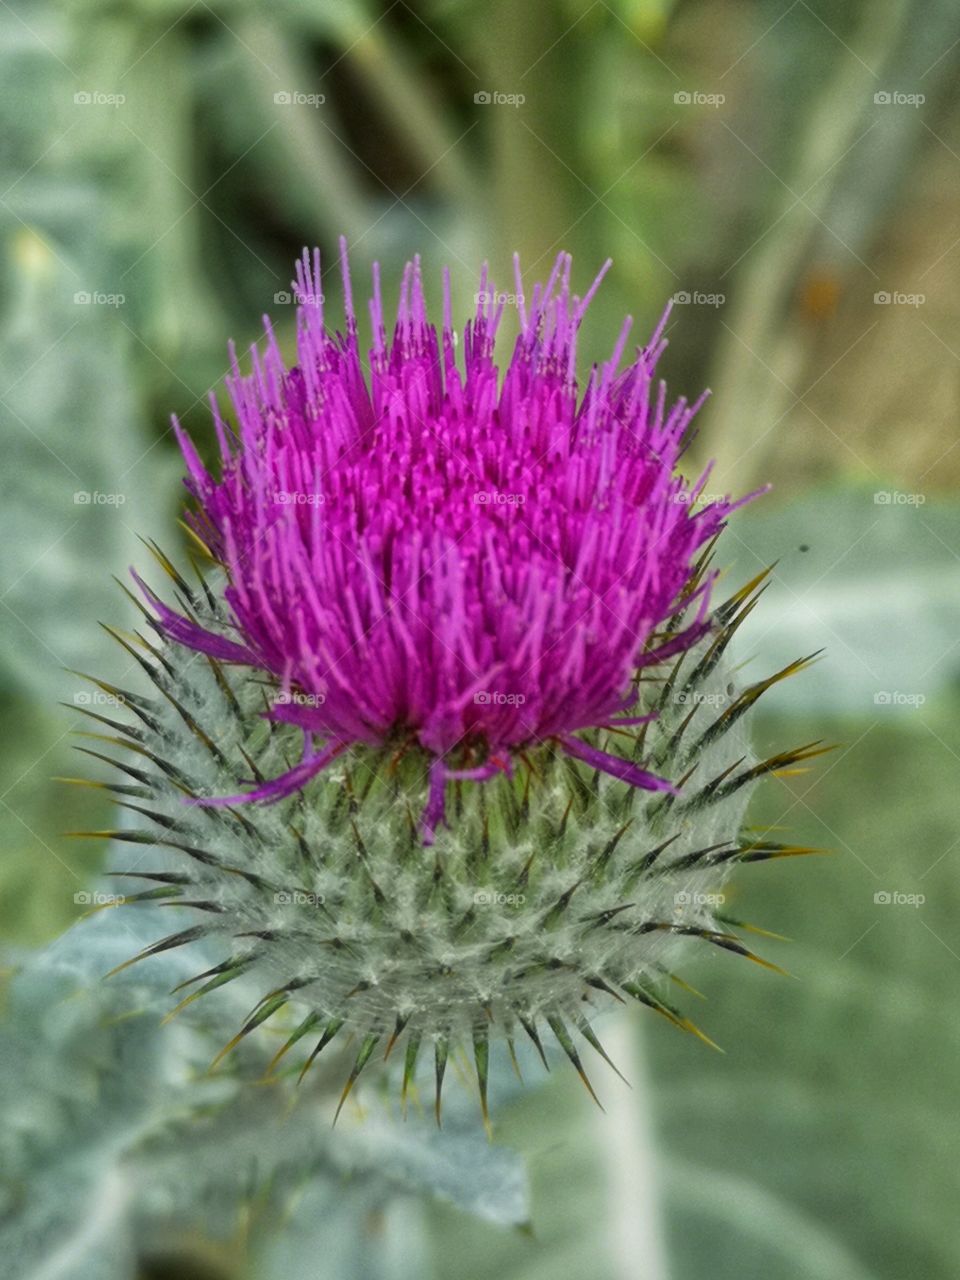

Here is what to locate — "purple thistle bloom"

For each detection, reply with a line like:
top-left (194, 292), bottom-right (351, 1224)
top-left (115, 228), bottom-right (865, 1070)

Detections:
top-left (87, 243), bottom-right (819, 1110)
top-left (150, 241), bottom-right (750, 839)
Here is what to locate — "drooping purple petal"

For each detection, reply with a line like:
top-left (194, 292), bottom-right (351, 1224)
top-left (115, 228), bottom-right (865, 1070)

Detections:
top-left (559, 735), bottom-right (677, 794)
top-left (421, 758), bottom-right (449, 847)
top-left (421, 758), bottom-right (512, 845)
top-left (187, 740), bottom-right (345, 808)
top-left (132, 571), bottom-right (257, 666)
top-left (600, 711), bottom-right (660, 728)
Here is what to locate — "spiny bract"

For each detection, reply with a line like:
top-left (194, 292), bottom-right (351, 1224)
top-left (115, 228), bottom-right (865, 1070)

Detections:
top-left (77, 246), bottom-right (823, 1123)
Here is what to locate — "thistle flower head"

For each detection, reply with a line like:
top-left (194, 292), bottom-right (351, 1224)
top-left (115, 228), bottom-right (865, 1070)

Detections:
top-left (82, 245), bottom-right (822, 1122)
top-left (148, 243), bottom-right (749, 835)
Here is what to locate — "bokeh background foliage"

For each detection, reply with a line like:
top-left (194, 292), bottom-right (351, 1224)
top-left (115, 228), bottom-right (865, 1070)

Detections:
top-left (2, 0), bottom-right (960, 1277)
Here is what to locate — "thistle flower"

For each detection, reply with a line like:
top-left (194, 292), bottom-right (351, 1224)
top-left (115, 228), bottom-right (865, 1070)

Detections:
top-left (80, 244), bottom-right (824, 1122)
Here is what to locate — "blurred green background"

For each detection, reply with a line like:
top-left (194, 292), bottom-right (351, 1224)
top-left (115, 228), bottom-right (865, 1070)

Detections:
top-left (2, 0), bottom-right (960, 1276)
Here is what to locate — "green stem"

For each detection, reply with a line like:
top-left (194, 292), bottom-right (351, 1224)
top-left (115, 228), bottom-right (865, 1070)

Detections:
top-left (599, 1015), bottom-right (671, 1280)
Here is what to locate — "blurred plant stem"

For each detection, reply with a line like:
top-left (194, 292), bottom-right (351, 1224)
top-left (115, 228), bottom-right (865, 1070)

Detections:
top-left (225, 21), bottom-right (372, 237)
top-left (117, 22), bottom-right (227, 367)
top-left (480, 0), bottom-right (577, 273)
top-left (223, 11), bottom-right (475, 257)
top-left (337, 15), bottom-right (475, 200)
top-left (702, 0), bottom-right (913, 494)
top-left (599, 1017), bottom-right (671, 1280)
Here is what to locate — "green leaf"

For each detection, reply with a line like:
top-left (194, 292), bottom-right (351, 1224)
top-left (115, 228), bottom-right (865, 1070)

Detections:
top-left (725, 490), bottom-right (960, 714)
top-left (0, 905), bottom-right (530, 1278)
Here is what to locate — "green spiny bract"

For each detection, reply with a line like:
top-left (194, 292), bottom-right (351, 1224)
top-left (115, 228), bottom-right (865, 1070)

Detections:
top-left (76, 556), bottom-right (824, 1122)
